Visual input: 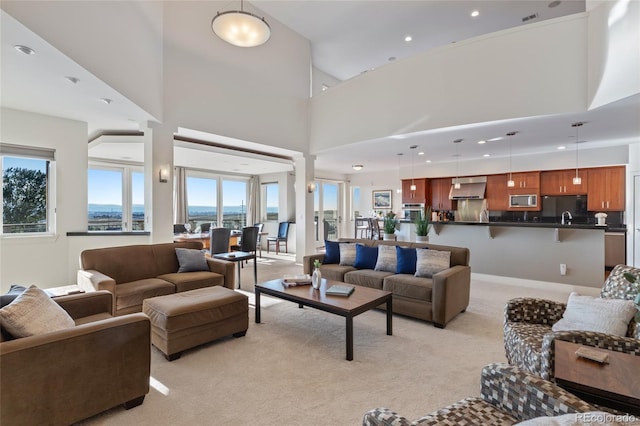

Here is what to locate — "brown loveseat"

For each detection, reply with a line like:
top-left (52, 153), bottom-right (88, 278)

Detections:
top-left (303, 238), bottom-right (470, 328)
top-left (0, 291), bottom-right (150, 425)
top-left (78, 242), bottom-right (235, 316)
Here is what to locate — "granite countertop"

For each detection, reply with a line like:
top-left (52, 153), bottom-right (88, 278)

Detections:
top-left (427, 221), bottom-right (627, 232)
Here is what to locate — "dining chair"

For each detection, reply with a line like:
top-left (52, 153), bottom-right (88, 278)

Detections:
top-left (173, 224), bottom-right (187, 234)
top-left (231, 226), bottom-right (259, 267)
top-left (369, 218), bottom-right (382, 240)
top-left (199, 222), bottom-right (211, 233)
top-left (209, 227), bottom-right (231, 255)
top-left (267, 222), bottom-right (290, 254)
top-left (254, 223), bottom-right (265, 257)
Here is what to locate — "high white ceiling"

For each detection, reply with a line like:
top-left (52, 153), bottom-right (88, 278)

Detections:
top-left (1, 2), bottom-right (638, 177)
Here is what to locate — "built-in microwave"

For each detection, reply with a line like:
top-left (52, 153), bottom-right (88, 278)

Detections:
top-left (509, 194), bottom-right (537, 208)
top-left (402, 203), bottom-right (425, 220)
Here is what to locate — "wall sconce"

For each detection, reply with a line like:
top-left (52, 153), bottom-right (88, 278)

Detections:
top-left (307, 182), bottom-right (316, 193)
top-left (159, 165), bottom-right (170, 183)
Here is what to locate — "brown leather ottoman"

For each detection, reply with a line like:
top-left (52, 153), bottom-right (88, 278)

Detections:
top-left (142, 286), bottom-right (248, 361)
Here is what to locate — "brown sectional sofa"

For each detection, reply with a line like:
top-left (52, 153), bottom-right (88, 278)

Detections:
top-left (0, 291), bottom-right (150, 425)
top-left (303, 238), bottom-right (470, 328)
top-left (77, 242), bottom-right (235, 316)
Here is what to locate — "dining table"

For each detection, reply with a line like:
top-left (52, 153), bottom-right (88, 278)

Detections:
top-left (173, 231), bottom-right (240, 251)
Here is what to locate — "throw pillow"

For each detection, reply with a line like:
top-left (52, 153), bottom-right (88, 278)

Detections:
top-left (415, 249), bottom-right (451, 278)
top-left (339, 243), bottom-right (356, 266)
top-left (0, 285), bottom-right (75, 338)
top-left (175, 248), bottom-right (209, 273)
top-left (0, 284), bottom-right (28, 308)
top-left (353, 243), bottom-right (378, 270)
top-left (324, 240), bottom-right (340, 264)
top-left (374, 245), bottom-right (397, 273)
top-left (396, 246), bottom-right (417, 275)
top-left (551, 292), bottom-right (636, 336)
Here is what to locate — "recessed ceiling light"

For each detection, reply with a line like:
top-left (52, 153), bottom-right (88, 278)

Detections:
top-left (487, 137), bottom-right (503, 142)
top-left (352, 164), bottom-right (364, 171)
top-left (425, 160), bottom-right (432, 163)
top-left (14, 45), bottom-right (35, 55)
top-left (99, 98), bottom-right (113, 105)
top-left (477, 140), bottom-right (486, 144)
top-left (471, 10), bottom-right (480, 17)
top-left (64, 76), bottom-right (80, 84)
top-left (548, 1), bottom-right (561, 8)
top-left (483, 154), bottom-right (491, 157)
top-left (557, 146), bottom-right (567, 150)
top-left (404, 35), bottom-right (412, 42)
top-left (418, 152), bottom-right (424, 156)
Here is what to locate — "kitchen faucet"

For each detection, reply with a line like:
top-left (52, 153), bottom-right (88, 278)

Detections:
top-left (561, 211), bottom-right (572, 225)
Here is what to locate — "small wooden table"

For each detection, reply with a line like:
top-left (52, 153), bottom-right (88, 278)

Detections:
top-left (255, 278), bottom-right (392, 361)
top-left (213, 251), bottom-right (257, 290)
top-left (554, 340), bottom-right (640, 415)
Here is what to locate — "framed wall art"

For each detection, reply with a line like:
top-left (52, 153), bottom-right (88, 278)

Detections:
top-left (372, 189), bottom-right (392, 209)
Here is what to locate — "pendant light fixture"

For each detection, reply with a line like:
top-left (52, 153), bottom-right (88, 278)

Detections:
top-left (212, 0), bottom-right (271, 47)
top-left (506, 131), bottom-right (517, 188)
top-left (453, 139), bottom-right (462, 189)
top-left (409, 145), bottom-right (418, 191)
top-left (571, 122), bottom-right (583, 185)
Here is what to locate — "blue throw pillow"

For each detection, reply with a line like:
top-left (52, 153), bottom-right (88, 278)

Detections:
top-left (324, 240), bottom-right (340, 264)
top-left (354, 243), bottom-right (378, 269)
top-left (396, 246), bottom-right (418, 275)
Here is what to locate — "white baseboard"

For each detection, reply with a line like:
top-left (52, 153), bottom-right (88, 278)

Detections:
top-left (471, 273), bottom-right (601, 296)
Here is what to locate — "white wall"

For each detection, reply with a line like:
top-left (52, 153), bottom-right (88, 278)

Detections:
top-left (309, 14), bottom-right (588, 152)
top-left (0, 109), bottom-right (87, 291)
top-left (2, 1), bottom-right (164, 122)
top-left (162, 1), bottom-right (311, 153)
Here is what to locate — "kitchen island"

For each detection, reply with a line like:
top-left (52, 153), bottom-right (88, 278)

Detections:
top-left (397, 220), bottom-right (619, 287)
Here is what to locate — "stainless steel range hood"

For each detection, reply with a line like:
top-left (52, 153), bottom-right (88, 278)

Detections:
top-left (449, 176), bottom-right (487, 200)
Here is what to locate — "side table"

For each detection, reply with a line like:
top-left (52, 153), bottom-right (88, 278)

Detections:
top-left (554, 340), bottom-right (640, 415)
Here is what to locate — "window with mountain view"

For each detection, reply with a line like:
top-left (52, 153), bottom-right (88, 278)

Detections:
top-left (88, 165), bottom-right (145, 231)
top-left (1, 145), bottom-right (55, 235)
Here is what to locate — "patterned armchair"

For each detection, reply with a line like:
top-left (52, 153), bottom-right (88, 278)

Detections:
top-left (362, 363), bottom-right (599, 426)
top-left (504, 264), bottom-right (640, 381)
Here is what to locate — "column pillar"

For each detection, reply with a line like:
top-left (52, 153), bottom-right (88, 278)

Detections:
top-left (142, 122), bottom-right (174, 243)
top-left (294, 154), bottom-right (316, 263)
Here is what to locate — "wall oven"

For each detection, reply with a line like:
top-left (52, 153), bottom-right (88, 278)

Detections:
top-left (402, 203), bottom-right (425, 220)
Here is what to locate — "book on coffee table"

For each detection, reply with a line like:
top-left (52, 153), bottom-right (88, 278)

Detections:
top-left (325, 284), bottom-right (355, 297)
top-left (282, 274), bottom-right (312, 286)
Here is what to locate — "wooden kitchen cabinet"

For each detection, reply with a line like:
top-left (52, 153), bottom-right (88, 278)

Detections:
top-left (401, 178), bottom-right (427, 204)
top-left (485, 174), bottom-right (509, 211)
top-left (541, 169), bottom-right (588, 195)
top-left (429, 178), bottom-right (456, 211)
top-left (587, 166), bottom-right (625, 211)
top-left (509, 171), bottom-right (540, 191)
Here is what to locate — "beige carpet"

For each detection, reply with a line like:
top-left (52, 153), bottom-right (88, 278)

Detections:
top-left (80, 254), bottom-right (601, 426)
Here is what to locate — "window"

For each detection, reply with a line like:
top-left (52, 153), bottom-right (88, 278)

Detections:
top-left (186, 175), bottom-right (217, 228)
top-left (88, 164), bottom-right (145, 231)
top-left (182, 172), bottom-right (249, 229)
top-left (352, 186), bottom-right (361, 219)
top-left (223, 179), bottom-right (247, 229)
top-left (262, 182), bottom-right (279, 221)
top-left (1, 144), bottom-right (55, 235)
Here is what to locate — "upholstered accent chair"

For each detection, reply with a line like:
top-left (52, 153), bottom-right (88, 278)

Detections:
top-left (362, 363), bottom-right (599, 425)
top-left (503, 264), bottom-right (640, 381)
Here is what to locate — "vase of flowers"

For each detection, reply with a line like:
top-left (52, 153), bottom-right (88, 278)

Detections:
top-left (414, 206), bottom-right (432, 243)
top-left (382, 211), bottom-right (399, 241)
top-left (312, 259), bottom-right (322, 290)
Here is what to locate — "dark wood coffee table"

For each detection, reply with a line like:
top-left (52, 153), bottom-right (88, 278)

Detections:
top-left (255, 278), bottom-right (392, 361)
